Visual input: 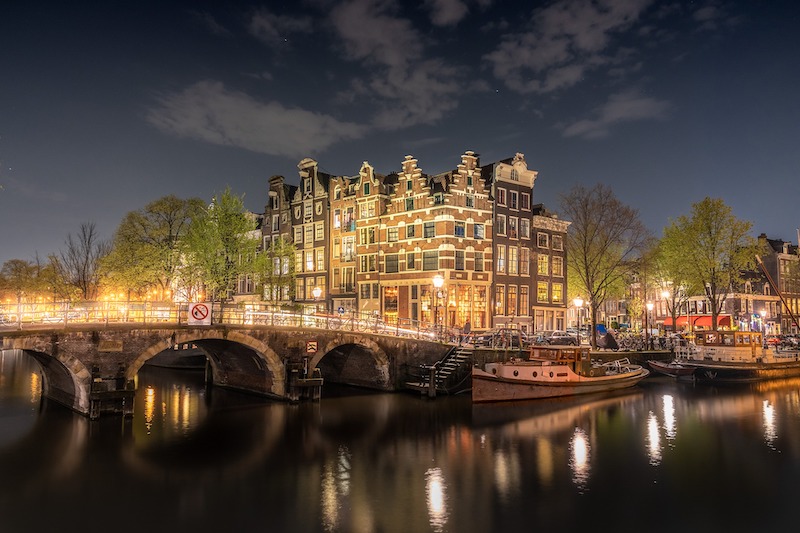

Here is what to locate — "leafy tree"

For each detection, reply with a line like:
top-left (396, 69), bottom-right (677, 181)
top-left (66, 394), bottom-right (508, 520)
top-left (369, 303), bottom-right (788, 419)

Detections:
top-left (668, 197), bottom-right (758, 331)
top-left (255, 236), bottom-right (296, 305)
top-left (655, 224), bottom-right (704, 332)
top-left (0, 259), bottom-right (38, 307)
top-left (51, 222), bottom-right (110, 301)
top-left (102, 195), bottom-right (204, 299)
top-left (181, 187), bottom-right (260, 302)
top-left (560, 183), bottom-right (651, 347)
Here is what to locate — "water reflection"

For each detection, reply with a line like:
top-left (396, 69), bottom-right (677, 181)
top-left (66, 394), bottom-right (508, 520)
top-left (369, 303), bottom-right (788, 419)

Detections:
top-left (646, 411), bottom-right (662, 466)
top-left (662, 394), bottom-right (677, 442)
top-left (762, 399), bottom-right (777, 450)
top-left (133, 366), bottom-right (207, 447)
top-left (7, 358), bottom-right (800, 531)
top-left (425, 467), bottom-right (448, 532)
top-left (569, 427), bottom-right (591, 491)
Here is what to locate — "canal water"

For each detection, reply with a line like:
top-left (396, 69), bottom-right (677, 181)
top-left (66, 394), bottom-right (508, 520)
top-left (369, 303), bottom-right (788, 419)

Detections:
top-left (2, 348), bottom-right (799, 533)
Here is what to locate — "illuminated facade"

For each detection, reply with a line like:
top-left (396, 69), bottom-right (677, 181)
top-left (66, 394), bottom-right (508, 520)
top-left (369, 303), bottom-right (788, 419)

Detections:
top-left (291, 158), bottom-right (332, 314)
top-left (250, 151), bottom-right (569, 332)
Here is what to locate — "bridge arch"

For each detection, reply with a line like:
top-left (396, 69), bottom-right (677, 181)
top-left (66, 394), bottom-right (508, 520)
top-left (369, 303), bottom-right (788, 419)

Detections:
top-left (10, 339), bottom-right (93, 415)
top-left (311, 335), bottom-right (392, 390)
top-left (128, 330), bottom-right (287, 398)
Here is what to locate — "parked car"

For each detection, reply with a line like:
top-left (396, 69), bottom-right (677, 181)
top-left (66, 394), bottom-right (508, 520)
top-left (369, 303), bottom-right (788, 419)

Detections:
top-left (472, 328), bottom-right (529, 348)
top-left (533, 330), bottom-right (579, 346)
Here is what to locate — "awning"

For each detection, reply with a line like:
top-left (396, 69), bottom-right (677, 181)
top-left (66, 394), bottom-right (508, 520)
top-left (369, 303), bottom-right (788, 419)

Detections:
top-left (663, 315), bottom-right (731, 328)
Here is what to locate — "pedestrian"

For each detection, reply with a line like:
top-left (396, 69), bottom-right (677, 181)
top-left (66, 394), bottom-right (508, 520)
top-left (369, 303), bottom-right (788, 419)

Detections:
top-left (461, 319), bottom-right (472, 345)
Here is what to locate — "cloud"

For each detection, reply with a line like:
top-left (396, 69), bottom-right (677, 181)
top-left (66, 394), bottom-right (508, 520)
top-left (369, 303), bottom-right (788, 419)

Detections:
top-left (147, 81), bottom-right (367, 158)
top-left (484, 0), bottom-right (655, 94)
top-left (560, 90), bottom-right (670, 139)
top-left (329, 0), bottom-right (467, 128)
top-left (425, 0), bottom-right (469, 26)
top-left (191, 11), bottom-right (232, 36)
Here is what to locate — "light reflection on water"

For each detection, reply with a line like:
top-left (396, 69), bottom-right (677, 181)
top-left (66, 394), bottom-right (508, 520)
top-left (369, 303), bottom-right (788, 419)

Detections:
top-left (4, 352), bottom-right (800, 532)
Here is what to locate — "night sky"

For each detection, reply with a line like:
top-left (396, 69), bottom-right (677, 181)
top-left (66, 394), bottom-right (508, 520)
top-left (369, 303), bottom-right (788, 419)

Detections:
top-left (2, 0), bottom-right (799, 265)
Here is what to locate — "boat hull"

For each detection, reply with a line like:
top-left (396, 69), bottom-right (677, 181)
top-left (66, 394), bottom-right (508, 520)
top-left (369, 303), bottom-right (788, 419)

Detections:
top-left (647, 360), bottom-right (696, 380)
top-left (471, 365), bottom-right (649, 402)
top-left (684, 356), bottom-right (800, 383)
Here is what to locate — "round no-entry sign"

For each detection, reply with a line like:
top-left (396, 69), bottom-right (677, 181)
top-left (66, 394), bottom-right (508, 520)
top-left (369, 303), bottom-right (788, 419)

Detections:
top-left (189, 303), bottom-right (211, 324)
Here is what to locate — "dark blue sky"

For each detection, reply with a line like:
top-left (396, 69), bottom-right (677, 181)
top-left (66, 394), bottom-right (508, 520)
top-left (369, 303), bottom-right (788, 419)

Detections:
top-left (2, 0), bottom-right (799, 265)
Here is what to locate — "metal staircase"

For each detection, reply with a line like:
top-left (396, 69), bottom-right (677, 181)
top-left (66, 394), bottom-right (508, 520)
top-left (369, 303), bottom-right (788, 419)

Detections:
top-left (405, 344), bottom-right (473, 397)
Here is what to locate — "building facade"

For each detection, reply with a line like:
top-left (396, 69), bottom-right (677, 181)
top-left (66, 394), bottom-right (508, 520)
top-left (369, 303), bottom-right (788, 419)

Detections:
top-left (291, 158), bottom-right (332, 314)
top-left (240, 150), bottom-right (569, 333)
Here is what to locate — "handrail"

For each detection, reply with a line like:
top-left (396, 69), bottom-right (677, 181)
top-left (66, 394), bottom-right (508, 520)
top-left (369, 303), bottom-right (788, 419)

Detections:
top-left (0, 301), bottom-right (446, 342)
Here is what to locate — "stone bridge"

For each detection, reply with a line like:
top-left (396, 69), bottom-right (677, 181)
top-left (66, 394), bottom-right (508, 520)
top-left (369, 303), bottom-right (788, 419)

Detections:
top-left (0, 324), bottom-right (451, 419)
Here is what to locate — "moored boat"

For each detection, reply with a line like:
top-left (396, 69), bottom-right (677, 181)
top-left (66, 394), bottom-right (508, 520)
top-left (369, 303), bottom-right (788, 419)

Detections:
top-left (471, 346), bottom-right (649, 403)
top-left (647, 359), bottom-right (696, 380)
top-left (677, 330), bottom-right (800, 383)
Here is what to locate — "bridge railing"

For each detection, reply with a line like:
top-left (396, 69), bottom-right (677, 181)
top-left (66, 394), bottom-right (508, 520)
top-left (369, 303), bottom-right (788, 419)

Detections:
top-left (0, 301), bottom-right (450, 342)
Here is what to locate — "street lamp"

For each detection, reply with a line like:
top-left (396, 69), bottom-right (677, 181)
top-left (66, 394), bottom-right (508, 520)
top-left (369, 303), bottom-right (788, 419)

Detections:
top-left (760, 309), bottom-right (767, 343)
top-left (312, 286), bottom-right (322, 314)
top-left (433, 274), bottom-right (444, 337)
top-left (573, 297), bottom-right (584, 343)
top-left (646, 302), bottom-right (654, 351)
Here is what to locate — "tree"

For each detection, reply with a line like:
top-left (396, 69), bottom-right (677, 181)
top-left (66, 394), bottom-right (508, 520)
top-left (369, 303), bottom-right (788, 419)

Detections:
top-left (560, 183), bottom-right (652, 347)
top-left (0, 259), bottom-right (38, 307)
top-left (655, 224), bottom-right (704, 333)
top-left (667, 197), bottom-right (758, 331)
top-left (51, 222), bottom-right (110, 301)
top-left (102, 195), bottom-right (204, 299)
top-left (181, 188), bottom-right (260, 302)
top-left (254, 236), bottom-right (296, 305)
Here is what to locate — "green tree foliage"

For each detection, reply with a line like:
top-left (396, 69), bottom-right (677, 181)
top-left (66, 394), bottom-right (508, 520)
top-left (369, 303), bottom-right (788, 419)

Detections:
top-left (560, 183), bottom-right (651, 347)
top-left (655, 222), bottom-right (704, 330)
top-left (102, 195), bottom-right (204, 299)
top-left (0, 259), bottom-right (38, 304)
top-left (665, 197), bottom-right (758, 330)
top-left (254, 236), bottom-right (296, 305)
top-left (181, 187), bottom-right (260, 302)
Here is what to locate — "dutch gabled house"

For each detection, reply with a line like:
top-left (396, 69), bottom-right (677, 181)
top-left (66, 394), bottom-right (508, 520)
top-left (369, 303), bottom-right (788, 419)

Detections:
top-left (374, 151), bottom-right (494, 330)
top-left (329, 171), bottom-right (360, 315)
top-left (260, 174), bottom-right (298, 307)
top-left (241, 150), bottom-right (569, 334)
top-left (482, 153), bottom-right (569, 334)
top-left (291, 158), bottom-right (332, 313)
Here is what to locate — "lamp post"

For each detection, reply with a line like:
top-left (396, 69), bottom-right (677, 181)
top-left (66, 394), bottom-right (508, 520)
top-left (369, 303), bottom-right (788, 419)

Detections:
top-left (433, 274), bottom-right (444, 339)
top-left (646, 302), bottom-right (654, 351)
top-left (573, 297), bottom-right (584, 344)
top-left (312, 286), bottom-right (322, 314)
top-left (760, 309), bottom-right (767, 345)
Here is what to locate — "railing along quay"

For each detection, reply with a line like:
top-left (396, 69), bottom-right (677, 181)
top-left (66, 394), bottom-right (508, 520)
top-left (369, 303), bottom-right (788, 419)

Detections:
top-left (0, 301), bottom-right (448, 342)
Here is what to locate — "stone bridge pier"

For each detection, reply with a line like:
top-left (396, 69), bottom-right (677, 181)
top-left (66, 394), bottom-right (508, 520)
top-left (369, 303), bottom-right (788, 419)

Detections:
top-left (1, 325), bottom-right (450, 419)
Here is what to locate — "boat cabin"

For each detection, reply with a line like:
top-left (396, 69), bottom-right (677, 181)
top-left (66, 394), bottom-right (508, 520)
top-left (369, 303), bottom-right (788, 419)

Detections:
top-left (695, 330), bottom-right (763, 348)
top-left (529, 346), bottom-right (594, 376)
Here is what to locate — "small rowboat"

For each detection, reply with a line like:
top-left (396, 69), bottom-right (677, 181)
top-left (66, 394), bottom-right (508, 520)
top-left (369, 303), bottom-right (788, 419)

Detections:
top-left (647, 359), bottom-right (696, 380)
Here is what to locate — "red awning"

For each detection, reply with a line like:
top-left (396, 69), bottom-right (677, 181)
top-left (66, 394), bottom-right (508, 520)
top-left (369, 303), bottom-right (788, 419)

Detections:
top-left (663, 315), bottom-right (731, 328)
